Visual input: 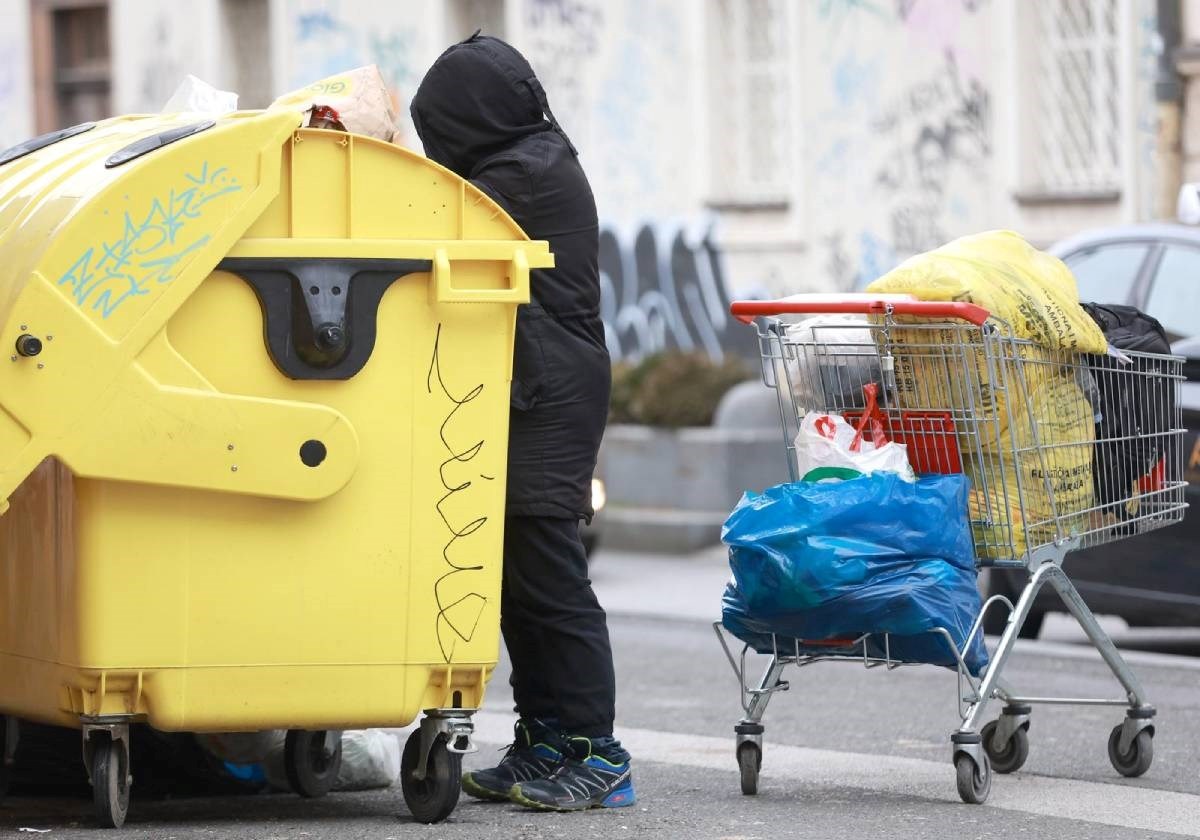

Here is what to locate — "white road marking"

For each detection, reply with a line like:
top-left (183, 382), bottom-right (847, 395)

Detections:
top-left (470, 710), bottom-right (1200, 837)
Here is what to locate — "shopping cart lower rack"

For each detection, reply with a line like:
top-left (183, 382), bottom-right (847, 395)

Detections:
top-left (714, 296), bottom-right (1188, 804)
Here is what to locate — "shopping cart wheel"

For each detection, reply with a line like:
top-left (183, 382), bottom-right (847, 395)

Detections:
top-left (401, 729), bottom-right (461, 824)
top-left (1107, 725), bottom-right (1153, 778)
top-left (90, 735), bottom-right (130, 829)
top-left (284, 729), bottom-right (343, 798)
top-left (954, 753), bottom-right (991, 804)
top-left (737, 742), bottom-right (761, 795)
top-left (981, 719), bottom-right (1029, 774)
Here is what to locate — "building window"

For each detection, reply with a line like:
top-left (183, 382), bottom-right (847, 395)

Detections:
top-left (709, 0), bottom-right (792, 207)
top-left (31, 1), bottom-right (112, 133)
top-left (1028, 0), bottom-right (1121, 195)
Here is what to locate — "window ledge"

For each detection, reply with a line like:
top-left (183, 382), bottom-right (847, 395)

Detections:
top-left (705, 199), bottom-right (790, 213)
top-left (1013, 188), bottom-right (1121, 206)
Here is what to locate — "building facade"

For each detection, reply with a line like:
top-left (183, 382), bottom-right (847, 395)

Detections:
top-left (0, 0), bottom-right (1168, 361)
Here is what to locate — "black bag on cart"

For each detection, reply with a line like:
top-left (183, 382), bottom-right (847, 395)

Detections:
top-left (1081, 303), bottom-right (1174, 518)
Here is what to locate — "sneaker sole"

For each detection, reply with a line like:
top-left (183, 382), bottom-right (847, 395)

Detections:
top-left (462, 774), bottom-right (514, 803)
top-left (509, 785), bottom-right (637, 812)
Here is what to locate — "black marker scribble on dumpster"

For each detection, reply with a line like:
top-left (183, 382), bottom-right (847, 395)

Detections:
top-left (427, 324), bottom-right (490, 662)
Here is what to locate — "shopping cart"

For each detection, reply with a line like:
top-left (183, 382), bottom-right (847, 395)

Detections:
top-left (714, 296), bottom-right (1188, 804)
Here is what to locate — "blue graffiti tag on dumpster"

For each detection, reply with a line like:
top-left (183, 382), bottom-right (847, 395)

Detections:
top-left (56, 163), bottom-right (242, 319)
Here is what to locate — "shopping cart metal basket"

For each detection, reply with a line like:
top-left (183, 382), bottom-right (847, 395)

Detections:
top-left (714, 297), bottom-right (1188, 804)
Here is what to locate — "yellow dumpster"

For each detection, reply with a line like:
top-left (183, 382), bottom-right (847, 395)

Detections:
top-left (0, 109), bottom-right (550, 826)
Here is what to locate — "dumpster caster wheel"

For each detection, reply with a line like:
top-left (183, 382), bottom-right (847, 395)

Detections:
top-left (1108, 725), bottom-right (1153, 778)
top-left (954, 753), bottom-right (991, 805)
top-left (285, 730), bottom-right (342, 798)
top-left (91, 735), bottom-right (131, 829)
top-left (401, 729), bottom-right (461, 824)
top-left (737, 742), bottom-right (760, 795)
top-left (982, 719), bottom-right (1029, 774)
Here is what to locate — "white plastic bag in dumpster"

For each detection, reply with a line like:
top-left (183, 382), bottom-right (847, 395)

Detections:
top-left (162, 75), bottom-right (239, 115)
top-left (794, 388), bottom-right (915, 482)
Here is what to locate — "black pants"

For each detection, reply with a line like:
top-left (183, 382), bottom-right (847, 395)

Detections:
top-left (502, 515), bottom-right (615, 738)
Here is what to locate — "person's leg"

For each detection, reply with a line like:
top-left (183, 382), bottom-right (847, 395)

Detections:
top-left (504, 515), bottom-right (634, 810)
top-left (501, 515), bottom-right (617, 740)
top-left (500, 531), bottom-right (556, 722)
top-left (461, 520), bottom-right (569, 801)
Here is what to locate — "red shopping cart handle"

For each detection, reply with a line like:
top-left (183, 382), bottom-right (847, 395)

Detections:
top-left (730, 298), bottom-right (991, 326)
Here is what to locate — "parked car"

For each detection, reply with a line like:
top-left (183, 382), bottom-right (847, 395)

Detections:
top-left (983, 223), bottom-right (1200, 637)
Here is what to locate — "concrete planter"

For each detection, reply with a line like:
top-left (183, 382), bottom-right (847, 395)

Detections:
top-left (596, 423), bottom-right (789, 553)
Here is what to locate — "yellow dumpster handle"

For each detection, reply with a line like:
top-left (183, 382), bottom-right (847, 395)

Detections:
top-left (433, 247), bottom-right (532, 304)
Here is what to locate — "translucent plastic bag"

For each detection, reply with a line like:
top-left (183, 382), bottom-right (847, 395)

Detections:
top-left (783, 314), bottom-right (881, 414)
top-left (720, 472), bottom-right (987, 674)
top-left (335, 730), bottom-right (401, 790)
top-left (162, 75), bottom-right (239, 115)
top-left (259, 730), bottom-right (400, 792)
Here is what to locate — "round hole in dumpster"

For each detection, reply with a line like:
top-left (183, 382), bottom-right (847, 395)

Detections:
top-left (300, 440), bottom-right (327, 468)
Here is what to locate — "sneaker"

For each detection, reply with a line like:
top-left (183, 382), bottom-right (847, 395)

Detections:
top-left (510, 738), bottom-right (635, 811)
top-left (461, 719), bottom-right (564, 802)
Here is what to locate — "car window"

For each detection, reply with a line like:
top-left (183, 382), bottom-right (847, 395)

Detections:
top-left (1145, 245), bottom-right (1200, 341)
top-left (1062, 243), bottom-right (1149, 305)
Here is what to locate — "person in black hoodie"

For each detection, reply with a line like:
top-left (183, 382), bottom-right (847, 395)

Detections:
top-left (410, 34), bottom-right (634, 812)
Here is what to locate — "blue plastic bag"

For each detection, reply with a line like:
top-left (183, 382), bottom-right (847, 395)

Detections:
top-left (720, 473), bottom-right (988, 675)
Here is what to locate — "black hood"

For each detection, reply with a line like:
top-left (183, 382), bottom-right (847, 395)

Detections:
top-left (410, 34), bottom-right (575, 178)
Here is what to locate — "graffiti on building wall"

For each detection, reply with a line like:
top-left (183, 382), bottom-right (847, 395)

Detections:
top-left (895, 0), bottom-right (987, 23)
top-left (817, 0), bottom-right (888, 29)
top-left (598, 219), bottom-right (759, 364)
top-left (873, 51), bottom-right (990, 254)
top-left (288, 2), bottom-right (419, 139)
top-left (522, 0), bottom-right (687, 222)
top-left (291, 6), bottom-right (419, 88)
top-left (813, 0), bottom-right (991, 288)
top-left (523, 0), bottom-right (604, 146)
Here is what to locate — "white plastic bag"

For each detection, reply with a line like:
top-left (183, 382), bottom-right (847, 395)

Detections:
top-left (794, 386), bottom-right (915, 481)
top-left (261, 730), bottom-right (400, 792)
top-left (162, 75), bottom-right (239, 115)
top-left (783, 314), bottom-right (882, 415)
top-left (333, 730), bottom-right (401, 791)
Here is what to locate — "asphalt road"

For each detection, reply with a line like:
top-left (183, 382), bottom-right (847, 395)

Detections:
top-left (0, 546), bottom-right (1197, 838)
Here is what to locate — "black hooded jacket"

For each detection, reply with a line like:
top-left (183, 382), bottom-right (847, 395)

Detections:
top-left (411, 34), bottom-right (610, 520)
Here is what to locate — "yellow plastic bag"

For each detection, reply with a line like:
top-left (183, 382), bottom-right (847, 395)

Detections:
top-left (965, 372), bottom-right (1095, 560)
top-left (865, 231), bottom-right (1099, 560)
top-left (865, 230), bottom-right (1107, 354)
